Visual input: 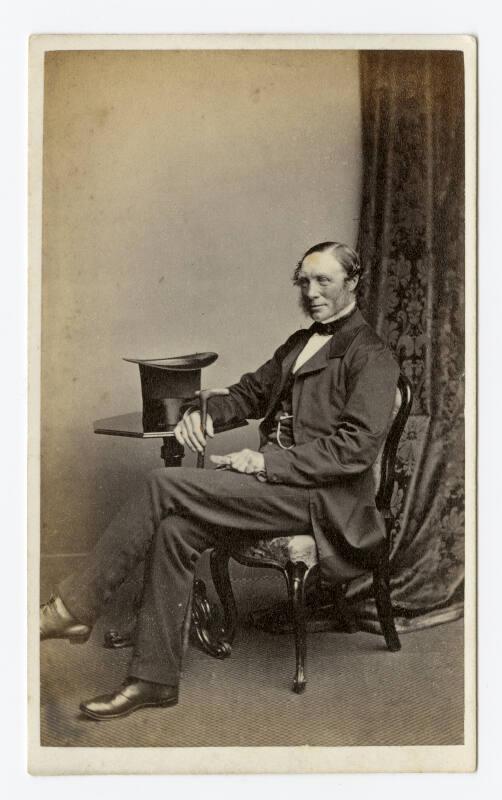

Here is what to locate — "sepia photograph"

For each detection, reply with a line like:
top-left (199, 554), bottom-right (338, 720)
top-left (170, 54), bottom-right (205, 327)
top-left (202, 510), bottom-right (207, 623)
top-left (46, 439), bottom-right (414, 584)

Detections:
top-left (28, 34), bottom-right (476, 774)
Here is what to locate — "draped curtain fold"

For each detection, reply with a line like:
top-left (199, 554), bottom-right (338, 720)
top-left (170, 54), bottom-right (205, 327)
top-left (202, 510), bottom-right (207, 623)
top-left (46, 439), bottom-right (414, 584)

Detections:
top-left (347, 51), bottom-right (465, 631)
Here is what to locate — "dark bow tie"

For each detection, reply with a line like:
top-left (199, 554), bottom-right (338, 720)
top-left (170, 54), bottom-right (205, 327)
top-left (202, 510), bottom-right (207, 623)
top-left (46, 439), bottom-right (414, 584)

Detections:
top-left (309, 320), bottom-right (340, 336)
top-left (308, 306), bottom-right (357, 337)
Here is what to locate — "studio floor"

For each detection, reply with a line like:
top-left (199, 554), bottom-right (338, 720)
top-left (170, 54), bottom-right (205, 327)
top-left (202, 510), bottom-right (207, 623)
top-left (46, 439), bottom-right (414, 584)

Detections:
top-left (40, 556), bottom-right (464, 748)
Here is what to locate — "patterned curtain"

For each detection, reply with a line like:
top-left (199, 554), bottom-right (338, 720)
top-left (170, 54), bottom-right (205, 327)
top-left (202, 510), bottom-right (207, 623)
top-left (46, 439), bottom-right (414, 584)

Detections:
top-left (346, 51), bottom-right (465, 631)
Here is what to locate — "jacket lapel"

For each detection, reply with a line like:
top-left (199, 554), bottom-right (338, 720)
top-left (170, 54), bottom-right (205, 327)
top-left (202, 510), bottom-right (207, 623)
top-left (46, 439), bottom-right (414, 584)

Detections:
top-left (280, 333), bottom-right (309, 378)
top-left (295, 309), bottom-right (368, 377)
top-left (266, 331), bottom-right (310, 411)
top-left (293, 339), bottom-right (331, 378)
top-left (266, 309), bottom-right (368, 411)
top-left (328, 318), bottom-right (367, 358)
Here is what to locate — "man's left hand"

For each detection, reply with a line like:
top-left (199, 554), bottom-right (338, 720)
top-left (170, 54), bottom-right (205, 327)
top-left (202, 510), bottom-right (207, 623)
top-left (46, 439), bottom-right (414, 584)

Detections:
top-left (210, 449), bottom-right (265, 475)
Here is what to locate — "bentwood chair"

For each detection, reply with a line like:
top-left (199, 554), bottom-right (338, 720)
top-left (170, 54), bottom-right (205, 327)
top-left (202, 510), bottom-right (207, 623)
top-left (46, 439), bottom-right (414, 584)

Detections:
top-left (191, 373), bottom-right (413, 693)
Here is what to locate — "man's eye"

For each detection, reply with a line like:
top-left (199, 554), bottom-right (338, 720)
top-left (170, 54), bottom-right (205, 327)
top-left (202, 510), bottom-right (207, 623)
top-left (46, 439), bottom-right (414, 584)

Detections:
top-left (318, 277), bottom-right (329, 285)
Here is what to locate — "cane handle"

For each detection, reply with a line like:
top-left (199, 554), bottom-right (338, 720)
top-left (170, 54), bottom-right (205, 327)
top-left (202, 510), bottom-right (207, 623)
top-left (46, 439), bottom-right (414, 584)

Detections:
top-left (196, 388), bottom-right (230, 469)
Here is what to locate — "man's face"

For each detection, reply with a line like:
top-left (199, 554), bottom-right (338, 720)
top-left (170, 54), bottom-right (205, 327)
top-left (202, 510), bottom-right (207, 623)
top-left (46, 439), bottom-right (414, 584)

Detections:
top-left (296, 250), bottom-right (356, 322)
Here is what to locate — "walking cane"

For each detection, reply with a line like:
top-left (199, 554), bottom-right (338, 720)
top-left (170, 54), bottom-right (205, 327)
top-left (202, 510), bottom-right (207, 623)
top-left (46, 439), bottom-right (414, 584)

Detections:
top-left (196, 388), bottom-right (230, 469)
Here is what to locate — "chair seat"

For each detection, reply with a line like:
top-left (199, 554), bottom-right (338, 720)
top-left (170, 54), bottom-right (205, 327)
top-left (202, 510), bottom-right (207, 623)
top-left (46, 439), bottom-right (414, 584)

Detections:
top-left (230, 534), bottom-right (318, 570)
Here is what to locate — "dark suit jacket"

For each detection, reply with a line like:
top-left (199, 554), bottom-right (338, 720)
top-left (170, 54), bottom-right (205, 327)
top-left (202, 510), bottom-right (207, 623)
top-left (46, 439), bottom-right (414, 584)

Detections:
top-left (208, 308), bottom-right (400, 579)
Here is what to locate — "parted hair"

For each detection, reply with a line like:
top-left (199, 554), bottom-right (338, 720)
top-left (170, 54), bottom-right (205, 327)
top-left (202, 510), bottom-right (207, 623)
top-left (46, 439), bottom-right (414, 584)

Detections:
top-left (292, 241), bottom-right (363, 289)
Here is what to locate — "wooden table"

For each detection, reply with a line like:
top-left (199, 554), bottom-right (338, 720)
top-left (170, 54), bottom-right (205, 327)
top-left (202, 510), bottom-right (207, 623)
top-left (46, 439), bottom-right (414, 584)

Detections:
top-left (94, 411), bottom-right (185, 467)
top-left (94, 411), bottom-right (247, 467)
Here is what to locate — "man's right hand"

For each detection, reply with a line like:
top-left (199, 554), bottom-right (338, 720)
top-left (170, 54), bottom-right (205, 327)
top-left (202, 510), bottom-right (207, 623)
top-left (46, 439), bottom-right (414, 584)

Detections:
top-left (174, 410), bottom-right (214, 453)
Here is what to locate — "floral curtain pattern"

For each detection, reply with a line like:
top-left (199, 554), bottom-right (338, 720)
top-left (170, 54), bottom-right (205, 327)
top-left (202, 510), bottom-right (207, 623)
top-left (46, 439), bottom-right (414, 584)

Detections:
top-left (347, 51), bottom-right (465, 631)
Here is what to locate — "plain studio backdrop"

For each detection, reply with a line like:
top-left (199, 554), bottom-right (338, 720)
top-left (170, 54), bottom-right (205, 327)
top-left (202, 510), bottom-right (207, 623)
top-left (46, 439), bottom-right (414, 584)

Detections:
top-left (41, 49), bottom-right (362, 555)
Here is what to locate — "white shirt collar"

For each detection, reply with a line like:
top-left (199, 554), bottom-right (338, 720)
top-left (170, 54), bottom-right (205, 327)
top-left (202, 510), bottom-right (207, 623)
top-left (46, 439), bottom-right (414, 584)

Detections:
top-left (294, 300), bottom-right (357, 372)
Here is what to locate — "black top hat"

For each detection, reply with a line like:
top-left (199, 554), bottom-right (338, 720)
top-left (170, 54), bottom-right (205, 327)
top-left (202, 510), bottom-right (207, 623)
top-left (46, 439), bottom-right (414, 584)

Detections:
top-left (124, 352), bottom-right (218, 432)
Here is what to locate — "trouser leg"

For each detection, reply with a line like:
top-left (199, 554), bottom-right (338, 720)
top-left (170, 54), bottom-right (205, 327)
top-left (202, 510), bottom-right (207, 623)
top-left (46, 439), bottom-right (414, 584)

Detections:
top-left (57, 470), bottom-right (177, 625)
top-left (127, 469), bottom-right (312, 685)
top-left (58, 466), bottom-right (311, 650)
top-left (128, 514), bottom-right (219, 686)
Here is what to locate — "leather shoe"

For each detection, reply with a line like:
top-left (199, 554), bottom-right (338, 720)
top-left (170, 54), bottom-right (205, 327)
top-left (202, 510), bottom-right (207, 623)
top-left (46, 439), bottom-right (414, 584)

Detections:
top-left (79, 678), bottom-right (179, 720)
top-left (40, 594), bottom-right (92, 644)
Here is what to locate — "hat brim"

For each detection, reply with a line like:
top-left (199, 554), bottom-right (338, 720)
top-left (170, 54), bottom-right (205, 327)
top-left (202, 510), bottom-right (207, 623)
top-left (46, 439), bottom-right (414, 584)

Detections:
top-left (124, 352), bottom-right (218, 371)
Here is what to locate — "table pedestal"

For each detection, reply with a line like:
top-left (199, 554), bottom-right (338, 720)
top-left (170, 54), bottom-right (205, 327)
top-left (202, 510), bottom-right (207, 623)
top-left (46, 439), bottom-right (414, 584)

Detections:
top-left (160, 436), bottom-right (184, 467)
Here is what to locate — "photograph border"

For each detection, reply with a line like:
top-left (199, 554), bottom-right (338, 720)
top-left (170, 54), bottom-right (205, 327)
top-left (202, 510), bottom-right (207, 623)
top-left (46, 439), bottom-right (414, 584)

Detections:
top-left (28, 32), bottom-right (477, 775)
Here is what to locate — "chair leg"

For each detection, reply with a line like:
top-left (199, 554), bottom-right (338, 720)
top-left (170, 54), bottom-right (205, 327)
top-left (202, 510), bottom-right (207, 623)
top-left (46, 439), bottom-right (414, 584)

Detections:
top-left (191, 578), bottom-right (232, 659)
top-left (372, 542), bottom-right (401, 652)
top-left (210, 548), bottom-right (237, 646)
top-left (285, 561), bottom-right (309, 694)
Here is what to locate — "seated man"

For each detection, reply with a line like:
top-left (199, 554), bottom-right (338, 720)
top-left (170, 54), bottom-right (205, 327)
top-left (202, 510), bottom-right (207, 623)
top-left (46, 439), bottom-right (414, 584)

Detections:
top-left (40, 240), bottom-right (399, 721)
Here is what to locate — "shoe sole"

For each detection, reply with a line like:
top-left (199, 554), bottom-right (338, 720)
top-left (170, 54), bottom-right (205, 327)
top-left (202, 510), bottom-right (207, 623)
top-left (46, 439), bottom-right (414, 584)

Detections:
top-left (79, 697), bottom-right (178, 721)
top-left (41, 632), bottom-right (91, 644)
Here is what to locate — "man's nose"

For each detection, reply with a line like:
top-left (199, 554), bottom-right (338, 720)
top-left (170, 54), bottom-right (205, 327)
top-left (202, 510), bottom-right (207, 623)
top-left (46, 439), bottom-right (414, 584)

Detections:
top-left (306, 282), bottom-right (320, 298)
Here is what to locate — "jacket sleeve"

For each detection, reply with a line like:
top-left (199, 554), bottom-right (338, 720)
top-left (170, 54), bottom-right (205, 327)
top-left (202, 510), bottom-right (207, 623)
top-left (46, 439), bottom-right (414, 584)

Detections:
top-left (263, 345), bottom-right (400, 487)
top-left (203, 334), bottom-right (300, 428)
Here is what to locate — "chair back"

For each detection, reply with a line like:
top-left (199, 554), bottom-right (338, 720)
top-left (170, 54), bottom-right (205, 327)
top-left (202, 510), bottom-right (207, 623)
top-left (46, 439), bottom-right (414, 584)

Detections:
top-left (374, 373), bottom-right (413, 514)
